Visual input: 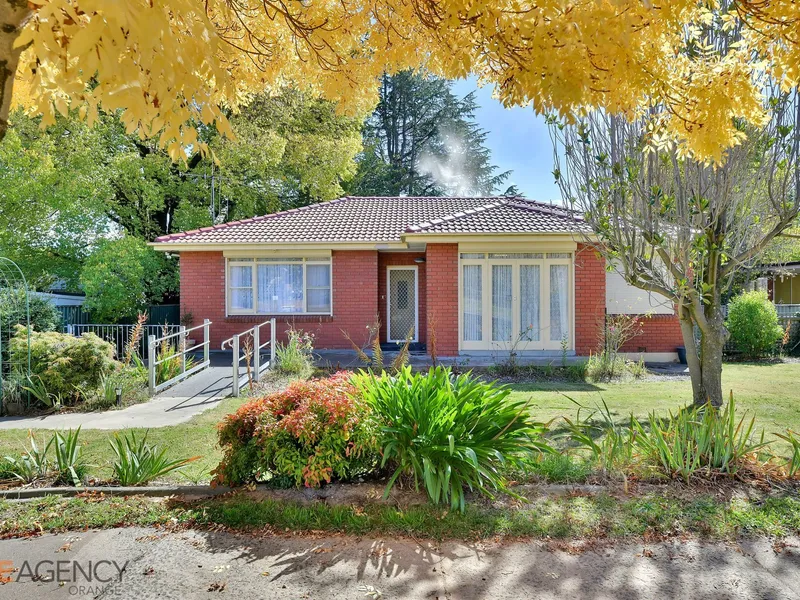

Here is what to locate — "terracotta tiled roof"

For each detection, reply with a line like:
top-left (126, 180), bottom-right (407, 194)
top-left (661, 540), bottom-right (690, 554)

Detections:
top-left (153, 196), bottom-right (585, 245)
top-left (406, 199), bottom-right (590, 234)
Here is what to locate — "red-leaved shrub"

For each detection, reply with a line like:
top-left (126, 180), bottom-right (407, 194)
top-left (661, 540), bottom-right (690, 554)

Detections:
top-left (212, 372), bottom-right (379, 487)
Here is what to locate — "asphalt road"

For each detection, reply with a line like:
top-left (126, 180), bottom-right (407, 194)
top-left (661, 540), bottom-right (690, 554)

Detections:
top-left (0, 527), bottom-right (798, 599)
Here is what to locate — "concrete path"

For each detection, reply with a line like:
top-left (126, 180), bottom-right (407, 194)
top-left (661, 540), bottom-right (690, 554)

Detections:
top-left (0, 527), bottom-right (797, 599)
top-left (0, 361), bottom-right (244, 431)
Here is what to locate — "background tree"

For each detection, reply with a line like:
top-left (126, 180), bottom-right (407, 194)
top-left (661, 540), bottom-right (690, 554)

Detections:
top-left (551, 85), bottom-right (800, 406)
top-left (0, 90), bottom-right (361, 294)
top-left (99, 89), bottom-right (362, 239)
top-left (349, 71), bottom-right (510, 196)
top-left (79, 236), bottom-right (177, 323)
top-left (0, 111), bottom-right (111, 289)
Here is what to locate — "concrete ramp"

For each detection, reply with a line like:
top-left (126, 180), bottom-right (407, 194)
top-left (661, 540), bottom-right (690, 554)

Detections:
top-left (0, 356), bottom-right (247, 430)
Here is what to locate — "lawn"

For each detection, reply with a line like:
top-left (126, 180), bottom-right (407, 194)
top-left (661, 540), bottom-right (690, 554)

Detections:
top-left (0, 394), bottom-right (253, 484)
top-left (0, 362), bottom-right (797, 484)
top-left (508, 361), bottom-right (800, 437)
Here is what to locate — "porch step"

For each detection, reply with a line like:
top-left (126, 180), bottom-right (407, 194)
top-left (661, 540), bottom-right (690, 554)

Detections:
top-left (380, 342), bottom-right (426, 353)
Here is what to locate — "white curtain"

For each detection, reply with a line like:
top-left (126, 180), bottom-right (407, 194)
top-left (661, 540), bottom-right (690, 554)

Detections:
top-left (229, 265), bottom-right (253, 310)
top-left (492, 265), bottom-right (513, 342)
top-left (462, 265), bottom-right (482, 341)
top-left (258, 264), bottom-right (303, 313)
top-left (519, 265), bottom-right (540, 341)
top-left (306, 264), bottom-right (331, 313)
top-left (550, 265), bottom-right (569, 341)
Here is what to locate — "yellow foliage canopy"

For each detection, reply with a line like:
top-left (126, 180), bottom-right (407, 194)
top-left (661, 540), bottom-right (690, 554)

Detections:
top-left (11, 0), bottom-right (800, 163)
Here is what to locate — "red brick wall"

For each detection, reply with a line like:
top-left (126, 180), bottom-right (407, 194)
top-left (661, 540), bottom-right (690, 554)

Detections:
top-left (178, 244), bottom-right (682, 358)
top-left (179, 250), bottom-right (378, 350)
top-left (574, 244), bottom-right (606, 356)
top-left (619, 314), bottom-right (684, 353)
top-left (377, 253), bottom-right (427, 344)
top-left (425, 244), bottom-right (459, 356)
top-left (573, 245), bottom-right (682, 356)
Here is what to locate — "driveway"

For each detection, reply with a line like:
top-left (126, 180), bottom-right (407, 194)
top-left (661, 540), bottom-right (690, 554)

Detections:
top-left (0, 528), bottom-right (797, 599)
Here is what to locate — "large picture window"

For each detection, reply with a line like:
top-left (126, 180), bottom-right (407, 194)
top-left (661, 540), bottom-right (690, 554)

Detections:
top-left (227, 258), bottom-right (332, 315)
top-left (459, 252), bottom-right (572, 351)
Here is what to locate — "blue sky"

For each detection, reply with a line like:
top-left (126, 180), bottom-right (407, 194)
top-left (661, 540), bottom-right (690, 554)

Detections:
top-left (452, 78), bottom-right (560, 202)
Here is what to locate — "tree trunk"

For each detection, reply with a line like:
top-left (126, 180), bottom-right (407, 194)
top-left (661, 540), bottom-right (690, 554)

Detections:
top-left (0, 2), bottom-right (32, 143)
top-left (679, 309), bottom-right (726, 407)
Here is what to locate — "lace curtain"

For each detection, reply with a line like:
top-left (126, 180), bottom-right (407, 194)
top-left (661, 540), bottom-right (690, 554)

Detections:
top-left (306, 264), bottom-right (331, 313)
top-left (258, 264), bottom-right (303, 313)
top-left (492, 265), bottom-right (513, 342)
top-left (550, 265), bottom-right (569, 341)
top-left (229, 265), bottom-right (253, 311)
top-left (520, 265), bottom-right (540, 341)
top-left (462, 265), bottom-right (482, 341)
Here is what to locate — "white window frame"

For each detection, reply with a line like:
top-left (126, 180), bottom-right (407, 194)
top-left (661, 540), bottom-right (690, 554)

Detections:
top-left (226, 257), bottom-right (333, 316)
top-left (458, 252), bottom-right (574, 352)
top-left (386, 266), bottom-right (419, 343)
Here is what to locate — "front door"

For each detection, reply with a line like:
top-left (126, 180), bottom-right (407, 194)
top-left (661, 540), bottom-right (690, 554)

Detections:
top-left (387, 267), bottom-right (418, 342)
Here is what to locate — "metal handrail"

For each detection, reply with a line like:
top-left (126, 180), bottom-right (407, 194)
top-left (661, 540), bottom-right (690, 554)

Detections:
top-left (151, 321), bottom-right (210, 342)
top-left (147, 319), bottom-right (212, 395)
top-left (221, 319), bottom-right (276, 397)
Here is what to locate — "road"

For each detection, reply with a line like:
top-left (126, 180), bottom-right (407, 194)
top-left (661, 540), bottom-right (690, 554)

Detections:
top-left (0, 527), bottom-right (797, 599)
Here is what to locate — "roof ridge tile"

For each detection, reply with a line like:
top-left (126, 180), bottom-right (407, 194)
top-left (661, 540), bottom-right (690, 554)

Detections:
top-left (406, 200), bottom-right (508, 232)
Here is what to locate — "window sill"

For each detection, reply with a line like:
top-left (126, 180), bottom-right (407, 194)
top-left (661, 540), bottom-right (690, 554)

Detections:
top-left (225, 314), bottom-right (334, 324)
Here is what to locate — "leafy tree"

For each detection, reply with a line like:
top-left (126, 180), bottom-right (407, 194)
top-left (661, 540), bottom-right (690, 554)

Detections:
top-left (96, 90), bottom-right (362, 238)
top-left (2, 2), bottom-right (796, 164)
top-left (551, 80), bottom-right (799, 406)
top-left (0, 287), bottom-right (61, 337)
top-left (0, 110), bottom-right (112, 289)
top-left (80, 237), bottom-right (177, 322)
top-left (349, 71), bottom-right (510, 196)
top-left (0, 288), bottom-right (61, 371)
top-left (0, 89), bottom-right (361, 289)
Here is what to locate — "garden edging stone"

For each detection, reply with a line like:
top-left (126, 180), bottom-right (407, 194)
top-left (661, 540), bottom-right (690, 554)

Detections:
top-left (0, 481), bottom-right (607, 503)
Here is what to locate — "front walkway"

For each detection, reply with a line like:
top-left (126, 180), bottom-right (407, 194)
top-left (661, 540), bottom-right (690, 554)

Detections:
top-left (0, 354), bottom-right (244, 431)
top-left (1, 527), bottom-right (796, 599)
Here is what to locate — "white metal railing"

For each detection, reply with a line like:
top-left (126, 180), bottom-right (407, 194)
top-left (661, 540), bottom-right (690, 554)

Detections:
top-left (221, 319), bottom-right (276, 397)
top-left (67, 323), bottom-right (181, 362)
top-left (147, 319), bottom-right (212, 395)
top-left (775, 304), bottom-right (800, 319)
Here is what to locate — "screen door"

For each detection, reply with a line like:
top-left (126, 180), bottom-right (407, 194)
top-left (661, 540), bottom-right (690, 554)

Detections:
top-left (388, 267), bottom-right (418, 342)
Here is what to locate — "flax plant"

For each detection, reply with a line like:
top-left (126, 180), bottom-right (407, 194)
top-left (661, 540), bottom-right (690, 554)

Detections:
top-left (355, 366), bottom-right (553, 511)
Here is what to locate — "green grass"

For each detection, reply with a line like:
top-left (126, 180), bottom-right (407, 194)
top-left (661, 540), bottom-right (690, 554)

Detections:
top-left (1, 492), bottom-right (799, 541)
top-left (0, 362), bottom-right (796, 484)
top-left (0, 394), bottom-right (253, 484)
top-left (510, 361), bottom-right (800, 443)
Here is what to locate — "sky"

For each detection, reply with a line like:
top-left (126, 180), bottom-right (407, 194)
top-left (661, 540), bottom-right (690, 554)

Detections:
top-left (451, 78), bottom-right (561, 202)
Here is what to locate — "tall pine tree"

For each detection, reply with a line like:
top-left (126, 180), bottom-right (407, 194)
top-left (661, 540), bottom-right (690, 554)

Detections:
top-left (349, 71), bottom-right (513, 197)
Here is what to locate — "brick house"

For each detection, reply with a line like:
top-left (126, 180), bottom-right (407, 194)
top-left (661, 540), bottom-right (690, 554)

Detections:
top-left (152, 196), bottom-right (682, 361)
